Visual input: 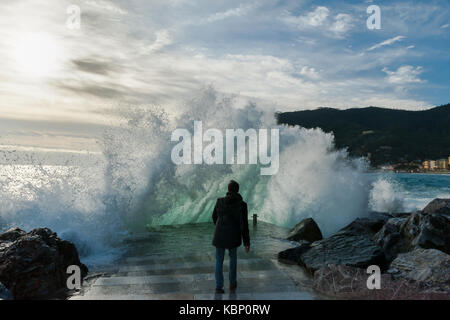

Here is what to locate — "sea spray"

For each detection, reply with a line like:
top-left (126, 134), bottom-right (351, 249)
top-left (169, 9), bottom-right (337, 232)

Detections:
top-left (111, 88), bottom-right (372, 236)
top-left (369, 177), bottom-right (404, 213)
top-left (0, 87), bottom-right (376, 265)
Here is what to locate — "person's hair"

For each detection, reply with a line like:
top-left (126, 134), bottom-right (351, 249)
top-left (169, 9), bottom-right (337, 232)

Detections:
top-left (228, 180), bottom-right (239, 193)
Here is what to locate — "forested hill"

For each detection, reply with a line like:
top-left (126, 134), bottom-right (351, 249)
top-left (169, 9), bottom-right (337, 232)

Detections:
top-left (276, 104), bottom-right (450, 166)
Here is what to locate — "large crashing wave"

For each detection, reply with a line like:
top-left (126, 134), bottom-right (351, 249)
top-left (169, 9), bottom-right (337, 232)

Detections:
top-left (102, 88), bottom-right (371, 236)
top-left (0, 88), bottom-right (374, 265)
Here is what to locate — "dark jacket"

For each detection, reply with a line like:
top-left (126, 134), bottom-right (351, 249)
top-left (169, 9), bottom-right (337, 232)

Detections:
top-left (212, 192), bottom-right (250, 249)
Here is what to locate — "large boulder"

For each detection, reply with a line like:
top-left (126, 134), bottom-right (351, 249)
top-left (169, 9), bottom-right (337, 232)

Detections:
top-left (313, 264), bottom-right (449, 299)
top-left (337, 211), bottom-right (392, 237)
top-left (0, 227), bottom-right (88, 299)
top-left (400, 211), bottom-right (450, 254)
top-left (298, 233), bottom-right (386, 273)
top-left (277, 241), bottom-right (311, 264)
top-left (422, 198), bottom-right (450, 217)
top-left (287, 218), bottom-right (323, 242)
top-left (372, 217), bottom-right (408, 263)
top-left (389, 248), bottom-right (450, 293)
top-left (313, 264), bottom-right (393, 299)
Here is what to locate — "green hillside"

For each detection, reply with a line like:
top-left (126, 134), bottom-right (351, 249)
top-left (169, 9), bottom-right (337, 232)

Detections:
top-left (276, 104), bottom-right (450, 166)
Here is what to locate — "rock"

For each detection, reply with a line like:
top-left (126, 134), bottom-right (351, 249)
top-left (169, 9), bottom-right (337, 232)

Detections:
top-left (391, 212), bottom-right (412, 218)
top-left (422, 198), bottom-right (450, 217)
top-left (390, 248), bottom-right (450, 292)
top-left (372, 217), bottom-right (408, 262)
top-left (400, 211), bottom-right (450, 254)
top-left (0, 227), bottom-right (88, 299)
top-left (0, 282), bottom-right (13, 300)
top-left (313, 264), bottom-right (393, 298)
top-left (299, 233), bottom-right (386, 273)
top-left (287, 218), bottom-right (323, 242)
top-left (0, 227), bottom-right (26, 242)
top-left (312, 264), bottom-right (447, 299)
top-left (277, 241), bottom-right (311, 264)
top-left (337, 211), bottom-right (392, 237)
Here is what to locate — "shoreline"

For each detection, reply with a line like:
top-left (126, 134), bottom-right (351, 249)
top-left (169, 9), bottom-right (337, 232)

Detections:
top-left (369, 170), bottom-right (450, 176)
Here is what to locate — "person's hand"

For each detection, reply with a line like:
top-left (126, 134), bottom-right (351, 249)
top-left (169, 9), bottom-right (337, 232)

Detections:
top-left (245, 246), bottom-right (250, 253)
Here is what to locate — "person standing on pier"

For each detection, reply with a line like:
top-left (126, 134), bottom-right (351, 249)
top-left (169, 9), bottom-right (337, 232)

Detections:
top-left (212, 180), bottom-right (250, 294)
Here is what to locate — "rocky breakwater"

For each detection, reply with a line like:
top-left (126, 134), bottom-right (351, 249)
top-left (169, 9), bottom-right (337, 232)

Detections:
top-left (278, 198), bottom-right (450, 299)
top-left (0, 227), bottom-right (88, 300)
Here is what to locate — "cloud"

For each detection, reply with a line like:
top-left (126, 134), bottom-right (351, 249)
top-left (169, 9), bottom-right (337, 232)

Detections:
top-left (285, 6), bottom-right (330, 28)
top-left (72, 58), bottom-right (115, 75)
top-left (0, 0), bottom-right (444, 151)
top-left (299, 66), bottom-right (319, 79)
top-left (330, 13), bottom-right (354, 37)
top-left (207, 3), bottom-right (257, 23)
top-left (382, 65), bottom-right (425, 84)
top-left (367, 36), bottom-right (406, 51)
top-left (282, 6), bottom-right (354, 38)
top-left (441, 24), bottom-right (449, 29)
top-left (83, 0), bottom-right (127, 15)
top-left (146, 30), bottom-right (173, 52)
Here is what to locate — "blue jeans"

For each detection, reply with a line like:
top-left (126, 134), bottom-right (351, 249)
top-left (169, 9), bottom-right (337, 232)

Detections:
top-left (215, 247), bottom-right (237, 289)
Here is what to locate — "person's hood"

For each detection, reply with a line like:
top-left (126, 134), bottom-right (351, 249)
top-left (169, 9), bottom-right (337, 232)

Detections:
top-left (225, 192), bottom-right (243, 204)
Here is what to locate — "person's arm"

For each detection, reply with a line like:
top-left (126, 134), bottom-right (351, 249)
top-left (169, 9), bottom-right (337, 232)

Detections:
top-left (241, 202), bottom-right (250, 249)
top-left (212, 199), bottom-right (219, 225)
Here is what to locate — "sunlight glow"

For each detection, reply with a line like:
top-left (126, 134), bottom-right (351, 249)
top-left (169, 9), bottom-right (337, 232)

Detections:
top-left (12, 32), bottom-right (63, 78)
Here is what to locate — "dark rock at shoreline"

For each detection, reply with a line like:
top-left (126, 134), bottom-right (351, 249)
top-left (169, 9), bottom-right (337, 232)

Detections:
top-left (0, 227), bottom-right (26, 242)
top-left (337, 211), bottom-right (392, 237)
top-left (389, 248), bottom-right (450, 293)
top-left (277, 241), bottom-right (311, 264)
top-left (287, 218), bottom-right (323, 242)
top-left (299, 233), bottom-right (386, 273)
top-left (313, 264), bottom-right (391, 298)
top-left (0, 227), bottom-right (88, 299)
top-left (373, 217), bottom-right (408, 262)
top-left (278, 198), bottom-right (450, 298)
top-left (400, 211), bottom-right (450, 254)
top-left (422, 198), bottom-right (450, 216)
top-left (0, 282), bottom-right (12, 300)
top-left (313, 264), bottom-right (450, 299)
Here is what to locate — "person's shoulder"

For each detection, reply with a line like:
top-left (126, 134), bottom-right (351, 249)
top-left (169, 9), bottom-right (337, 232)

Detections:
top-left (216, 197), bottom-right (226, 203)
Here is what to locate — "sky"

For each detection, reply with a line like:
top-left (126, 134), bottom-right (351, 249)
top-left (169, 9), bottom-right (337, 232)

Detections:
top-left (0, 0), bottom-right (449, 155)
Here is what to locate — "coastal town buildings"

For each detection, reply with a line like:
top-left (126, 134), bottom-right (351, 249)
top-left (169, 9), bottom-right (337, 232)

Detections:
top-left (421, 157), bottom-right (450, 171)
top-left (437, 159), bottom-right (448, 170)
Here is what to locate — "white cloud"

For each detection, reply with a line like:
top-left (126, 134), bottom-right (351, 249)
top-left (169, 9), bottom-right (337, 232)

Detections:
top-left (0, 0), bottom-right (439, 149)
top-left (299, 66), bottom-right (319, 79)
top-left (146, 30), bottom-right (173, 52)
top-left (83, 0), bottom-right (127, 15)
top-left (330, 13), bottom-right (354, 37)
top-left (207, 3), bottom-right (257, 23)
top-left (302, 6), bottom-right (330, 27)
top-left (367, 36), bottom-right (406, 51)
top-left (382, 65), bottom-right (425, 84)
top-left (283, 6), bottom-right (354, 38)
top-left (441, 24), bottom-right (449, 29)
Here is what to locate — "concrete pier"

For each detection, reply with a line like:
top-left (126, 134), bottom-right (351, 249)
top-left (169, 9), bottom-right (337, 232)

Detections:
top-left (71, 222), bottom-right (319, 300)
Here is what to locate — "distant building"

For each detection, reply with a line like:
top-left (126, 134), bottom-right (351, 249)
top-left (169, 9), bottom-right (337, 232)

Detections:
top-left (448, 157), bottom-right (450, 168)
top-left (429, 160), bottom-right (437, 170)
top-left (422, 160), bottom-right (430, 170)
top-left (437, 159), bottom-right (448, 170)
